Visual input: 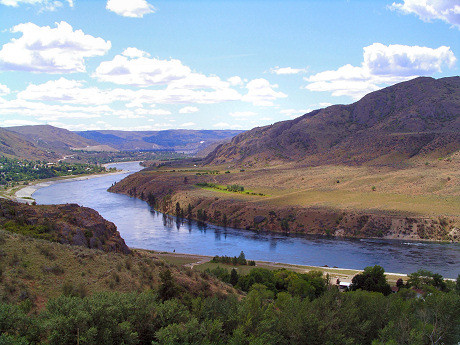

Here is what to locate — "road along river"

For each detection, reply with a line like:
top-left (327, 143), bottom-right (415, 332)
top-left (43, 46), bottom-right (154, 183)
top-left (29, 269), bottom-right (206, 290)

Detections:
top-left (33, 161), bottom-right (460, 278)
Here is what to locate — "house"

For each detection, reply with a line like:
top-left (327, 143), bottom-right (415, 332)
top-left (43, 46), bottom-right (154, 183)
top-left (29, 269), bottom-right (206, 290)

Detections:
top-left (338, 281), bottom-right (351, 291)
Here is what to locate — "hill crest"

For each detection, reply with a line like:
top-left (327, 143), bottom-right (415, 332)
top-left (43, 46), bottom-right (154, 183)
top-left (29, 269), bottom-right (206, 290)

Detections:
top-left (205, 76), bottom-right (460, 166)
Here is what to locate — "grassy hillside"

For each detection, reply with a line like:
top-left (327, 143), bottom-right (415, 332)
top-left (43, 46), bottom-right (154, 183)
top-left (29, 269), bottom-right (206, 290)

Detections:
top-left (1, 231), bottom-right (459, 345)
top-left (0, 128), bottom-right (58, 161)
top-left (0, 230), bottom-right (235, 310)
top-left (7, 125), bottom-right (101, 154)
top-left (109, 154), bottom-right (459, 241)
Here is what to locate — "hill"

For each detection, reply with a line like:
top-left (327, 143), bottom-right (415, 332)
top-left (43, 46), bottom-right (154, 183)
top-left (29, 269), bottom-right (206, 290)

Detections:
top-left (7, 125), bottom-right (104, 154)
top-left (0, 199), bottom-right (130, 253)
top-left (0, 128), bottom-right (58, 161)
top-left (76, 129), bottom-right (244, 154)
top-left (109, 77), bottom-right (459, 241)
top-left (206, 77), bottom-right (460, 166)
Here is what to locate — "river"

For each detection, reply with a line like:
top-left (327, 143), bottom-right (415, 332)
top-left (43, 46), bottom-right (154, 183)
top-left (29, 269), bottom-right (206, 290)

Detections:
top-left (33, 161), bottom-right (460, 278)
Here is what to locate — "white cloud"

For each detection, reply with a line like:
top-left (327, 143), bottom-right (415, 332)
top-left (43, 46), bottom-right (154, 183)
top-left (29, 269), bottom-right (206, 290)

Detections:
top-left (0, 21), bottom-right (111, 73)
top-left (390, 0), bottom-right (460, 29)
top-left (94, 51), bottom-right (194, 87)
top-left (305, 43), bottom-right (456, 99)
top-left (106, 0), bottom-right (155, 18)
top-left (229, 111), bottom-right (257, 118)
top-left (212, 122), bottom-right (243, 129)
top-left (18, 78), bottom-right (113, 105)
top-left (0, 119), bottom-right (41, 127)
top-left (179, 106), bottom-right (199, 114)
top-left (0, 0), bottom-right (73, 11)
top-left (227, 76), bottom-right (243, 86)
top-left (270, 66), bottom-right (308, 75)
top-left (242, 78), bottom-right (287, 106)
top-left (0, 98), bottom-right (109, 120)
top-left (180, 122), bottom-right (196, 127)
top-left (16, 77), bottom-right (241, 107)
top-left (122, 47), bottom-right (150, 58)
top-left (0, 84), bottom-right (10, 95)
top-left (93, 49), bottom-right (242, 104)
top-left (94, 48), bottom-right (235, 91)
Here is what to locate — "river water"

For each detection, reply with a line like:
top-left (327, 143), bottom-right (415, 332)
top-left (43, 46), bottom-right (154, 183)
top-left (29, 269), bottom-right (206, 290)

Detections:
top-left (33, 161), bottom-right (460, 278)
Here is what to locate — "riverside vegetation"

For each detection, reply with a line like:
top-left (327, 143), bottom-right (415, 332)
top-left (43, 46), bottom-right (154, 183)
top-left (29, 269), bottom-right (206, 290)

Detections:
top-left (0, 157), bottom-right (111, 189)
top-left (0, 210), bottom-right (459, 344)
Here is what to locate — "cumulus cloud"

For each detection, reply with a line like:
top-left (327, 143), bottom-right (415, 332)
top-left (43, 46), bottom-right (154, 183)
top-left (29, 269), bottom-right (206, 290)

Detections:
top-left (0, 119), bottom-right (41, 127)
top-left (270, 66), bottom-right (308, 75)
top-left (92, 48), bottom-right (242, 104)
top-left (0, 0), bottom-right (73, 11)
top-left (18, 78), bottom-right (113, 105)
top-left (122, 47), bottom-right (150, 58)
top-left (0, 98), bottom-right (109, 120)
top-left (179, 106), bottom-right (199, 114)
top-left (230, 111), bottom-right (257, 118)
top-left (242, 78), bottom-right (287, 106)
top-left (304, 43), bottom-right (456, 99)
top-left (94, 48), bottom-right (202, 87)
top-left (0, 21), bottom-right (111, 73)
top-left (106, 0), bottom-right (155, 18)
top-left (0, 84), bottom-right (10, 95)
top-left (227, 76), bottom-right (243, 86)
top-left (16, 77), bottom-right (241, 107)
top-left (390, 0), bottom-right (460, 29)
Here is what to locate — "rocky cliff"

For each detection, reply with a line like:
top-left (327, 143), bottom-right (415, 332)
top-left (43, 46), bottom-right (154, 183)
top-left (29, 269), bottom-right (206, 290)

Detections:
top-left (0, 199), bottom-right (130, 254)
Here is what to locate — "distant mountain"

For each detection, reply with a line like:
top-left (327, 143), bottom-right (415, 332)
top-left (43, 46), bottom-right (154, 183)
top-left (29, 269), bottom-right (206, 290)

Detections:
top-left (0, 128), bottom-right (58, 160)
top-left (76, 129), bottom-right (244, 154)
top-left (206, 77), bottom-right (460, 166)
top-left (7, 125), bottom-right (101, 154)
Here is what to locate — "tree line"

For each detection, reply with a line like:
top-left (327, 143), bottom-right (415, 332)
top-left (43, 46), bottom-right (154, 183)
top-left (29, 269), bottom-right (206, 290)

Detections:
top-left (1, 264), bottom-right (459, 345)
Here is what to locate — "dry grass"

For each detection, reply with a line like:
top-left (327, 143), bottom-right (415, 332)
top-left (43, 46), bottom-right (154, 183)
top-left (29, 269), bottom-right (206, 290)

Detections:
top-left (0, 230), bottom-right (235, 309)
top-left (163, 157), bottom-right (459, 218)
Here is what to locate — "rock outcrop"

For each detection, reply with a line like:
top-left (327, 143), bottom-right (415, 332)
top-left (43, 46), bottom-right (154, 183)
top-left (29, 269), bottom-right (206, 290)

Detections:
top-left (0, 199), bottom-right (130, 254)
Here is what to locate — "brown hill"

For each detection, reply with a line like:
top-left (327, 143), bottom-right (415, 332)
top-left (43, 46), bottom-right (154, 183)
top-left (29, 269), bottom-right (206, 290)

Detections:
top-left (0, 199), bottom-right (130, 254)
top-left (0, 128), bottom-right (58, 160)
top-left (7, 124), bottom-right (103, 154)
top-left (206, 77), bottom-right (460, 166)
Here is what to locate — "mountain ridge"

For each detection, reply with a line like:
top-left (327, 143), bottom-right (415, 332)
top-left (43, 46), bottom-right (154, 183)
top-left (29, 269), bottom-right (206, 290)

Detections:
top-left (205, 76), bottom-right (460, 166)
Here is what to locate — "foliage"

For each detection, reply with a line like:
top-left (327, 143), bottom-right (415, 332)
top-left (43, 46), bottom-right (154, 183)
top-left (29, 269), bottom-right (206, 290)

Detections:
top-left (210, 251), bottom-right (248, 266)
top-left (0, 287), bottom-right (457, 345)
top-left (350, 265), bottom-right (392, 295)
top-left (407, 269), bottom-right (448, 291)
top-left (0, 157), bottom-right (106, 187)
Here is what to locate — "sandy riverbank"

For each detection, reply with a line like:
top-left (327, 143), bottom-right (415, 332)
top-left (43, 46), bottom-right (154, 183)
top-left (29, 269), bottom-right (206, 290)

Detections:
top-left (141, 250), bottom-right (409, 284)
top-left (13, 169), bottom-right (129, 203)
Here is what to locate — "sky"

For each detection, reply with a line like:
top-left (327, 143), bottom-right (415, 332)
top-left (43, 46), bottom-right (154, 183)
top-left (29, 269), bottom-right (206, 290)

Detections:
top-left (0, 0), bottom-right (458, 131)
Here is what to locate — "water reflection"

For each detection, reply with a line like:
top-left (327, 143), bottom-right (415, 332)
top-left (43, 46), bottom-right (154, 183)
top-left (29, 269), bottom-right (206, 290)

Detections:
top-left (33, 161), bottom-right (460, 278)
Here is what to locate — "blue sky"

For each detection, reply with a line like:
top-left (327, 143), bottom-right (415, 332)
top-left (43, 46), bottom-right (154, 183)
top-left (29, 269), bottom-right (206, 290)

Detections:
top-left (0, 0), bottom-right (458, 131)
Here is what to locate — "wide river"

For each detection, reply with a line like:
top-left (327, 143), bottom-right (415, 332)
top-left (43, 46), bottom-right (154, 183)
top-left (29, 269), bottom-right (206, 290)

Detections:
top-left (33, 162), bottom-right (459, 278)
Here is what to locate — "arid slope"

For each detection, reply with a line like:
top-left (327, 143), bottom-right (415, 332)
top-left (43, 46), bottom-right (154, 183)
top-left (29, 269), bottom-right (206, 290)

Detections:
top-left (206, 77), bottom-right (460, 167)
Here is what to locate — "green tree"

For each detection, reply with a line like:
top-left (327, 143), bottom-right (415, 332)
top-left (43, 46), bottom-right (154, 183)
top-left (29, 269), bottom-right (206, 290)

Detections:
top-left (159, 269), bottom-right (178, 301)
top-left (350, 265), bottom-right (392, 295)
top-left (230, 269), bottom-right (239, 286)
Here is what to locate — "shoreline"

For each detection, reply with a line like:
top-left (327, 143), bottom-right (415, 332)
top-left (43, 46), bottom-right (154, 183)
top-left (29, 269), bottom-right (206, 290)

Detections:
top-left (12, 169), bottom-right (129, 203)
top-left (10, 160), bottom-right (144, 203)
top-left (139, 249), bottom-right (412, 283)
